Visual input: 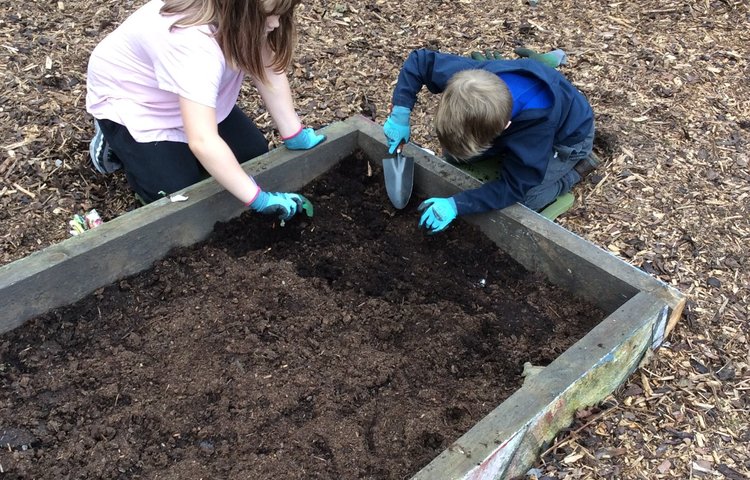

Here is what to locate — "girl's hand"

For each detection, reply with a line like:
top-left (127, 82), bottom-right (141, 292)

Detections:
top-left (283, 127), bottom-right (326, 150)
top-left (249, 191), bottom-right (311, 221)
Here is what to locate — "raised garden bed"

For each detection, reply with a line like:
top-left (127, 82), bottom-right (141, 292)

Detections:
top-left (0, 116), bottom-right (684, 479)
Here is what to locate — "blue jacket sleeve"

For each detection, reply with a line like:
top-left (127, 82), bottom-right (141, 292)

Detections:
top-left (391, 50), bottom-right (479, 108)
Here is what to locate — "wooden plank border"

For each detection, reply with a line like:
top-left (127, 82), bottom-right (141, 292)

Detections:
top-left (345, 115), bottom-right (685, 334)
top-left (1, 114), bottom-right (685, 480)
top-left (343, 115), bottom-right (684, 479)
top-left (412, 292), bottom-right (668, 480)
top-left (0, 121), bottom-right (359, 334)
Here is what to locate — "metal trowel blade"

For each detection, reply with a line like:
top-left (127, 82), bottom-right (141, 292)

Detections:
top-left (383, 151), bottom-right (414, 209)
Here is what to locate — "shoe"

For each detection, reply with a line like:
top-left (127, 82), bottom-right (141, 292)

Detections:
top-left (89, 119), bottom-right (122, 174)
top-left (573, 151), bottom-right (601, 179)
top-left (514, 47), bottom-right (568, 68)
top-left (539, 192), bottom-right (575, 221)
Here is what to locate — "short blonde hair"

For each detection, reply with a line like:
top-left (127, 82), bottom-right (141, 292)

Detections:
top-left (435, 69), bottom-right (512, 162)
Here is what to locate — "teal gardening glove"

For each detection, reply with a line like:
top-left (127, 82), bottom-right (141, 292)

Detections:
top-left (513, 47), bottom-right (568, 68)
top-left (249, 191), bottom-right (310, 221)
top-left (383, 105), bottom-right (411, 154)
top-left (284, 127), bottom-right (326, 150)
top-left (418, 197), bottom-right (458, 234)
top-left (470, 50), bottom-right (505, 61)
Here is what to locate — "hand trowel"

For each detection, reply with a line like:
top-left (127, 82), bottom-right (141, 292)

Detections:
top-left (382, 142), bottom-right (414, 209)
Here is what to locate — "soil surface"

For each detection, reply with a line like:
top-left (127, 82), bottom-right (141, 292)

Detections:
top-left (0, 152), bottom-right (603, 479)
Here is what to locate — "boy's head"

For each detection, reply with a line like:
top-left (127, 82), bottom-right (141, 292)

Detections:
top-left (435, 69), bottom-right (512, 162)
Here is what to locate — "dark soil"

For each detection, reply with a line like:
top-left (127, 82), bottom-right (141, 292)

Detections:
top-left (0, 152), bottom-right (604, 479)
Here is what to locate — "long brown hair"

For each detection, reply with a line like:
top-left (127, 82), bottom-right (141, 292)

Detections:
top-left (160, 0), bottom-right (300, 83)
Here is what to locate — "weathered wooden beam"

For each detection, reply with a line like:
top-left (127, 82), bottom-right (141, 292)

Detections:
top-left (343, 114), bottom-right (684, 478)
top-left (0, 122), bottom-right (359, 334)
top-left (1, 115), bottom-right (685, 480)
top-left (346, 115), bottom-right (685, 334)
top-left (412, 292), bottom-right (668, 480)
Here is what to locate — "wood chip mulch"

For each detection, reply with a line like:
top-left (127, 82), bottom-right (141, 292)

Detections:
top-left (1, 0), bottom-right (748, 478)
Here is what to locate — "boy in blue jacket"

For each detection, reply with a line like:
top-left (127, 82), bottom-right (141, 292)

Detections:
top-left (383, 49), bottom-right (598, 233)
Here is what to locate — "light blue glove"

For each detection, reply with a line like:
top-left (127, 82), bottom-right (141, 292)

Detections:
top-left (383, 105), bottom-right (411, 154)
top-left (284, 127), bottom-right (326, 150)
top-left (249, 191), bottom-right (309, 221)
top-left (514, 47), bottom-right (568, 68)
top-left (418, 197), bottom-right (458, 234)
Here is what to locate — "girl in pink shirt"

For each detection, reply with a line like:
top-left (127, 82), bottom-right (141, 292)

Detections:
top-left (86, 0), bottom-right (323, 220)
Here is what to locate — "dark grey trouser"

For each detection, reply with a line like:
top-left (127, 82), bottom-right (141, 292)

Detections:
top-left (448, 124), bottom-right (596, 211)
top-left (522, 126), bottom-right (596, 210)
top-left (97, 106), bottom-right (268, 203)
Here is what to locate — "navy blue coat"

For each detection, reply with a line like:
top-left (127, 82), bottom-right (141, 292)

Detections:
top-left (392, 49), bottom-right (594, 215)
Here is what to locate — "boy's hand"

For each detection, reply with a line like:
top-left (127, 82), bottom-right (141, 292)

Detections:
top-left (249, 191), bottom-right (309, 221)
top-left (383, 106), bottom-right (411, 154)
top-left (470, 50), bottom-right (505, 61)
top-left (284, 127), bottom-right (326, 150)
top-left (418, 197), bottom-right (458, 234)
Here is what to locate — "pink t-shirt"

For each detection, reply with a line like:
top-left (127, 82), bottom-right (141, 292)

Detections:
top-left (86, 0), bottom-right (244, 143)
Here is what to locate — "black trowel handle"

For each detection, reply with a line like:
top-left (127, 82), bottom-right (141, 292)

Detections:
top-left (396, 140), bottom-right (406, 156)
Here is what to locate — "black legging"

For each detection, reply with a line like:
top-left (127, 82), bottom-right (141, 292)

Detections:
top-left (98, 106), bottom-right (268, 203)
